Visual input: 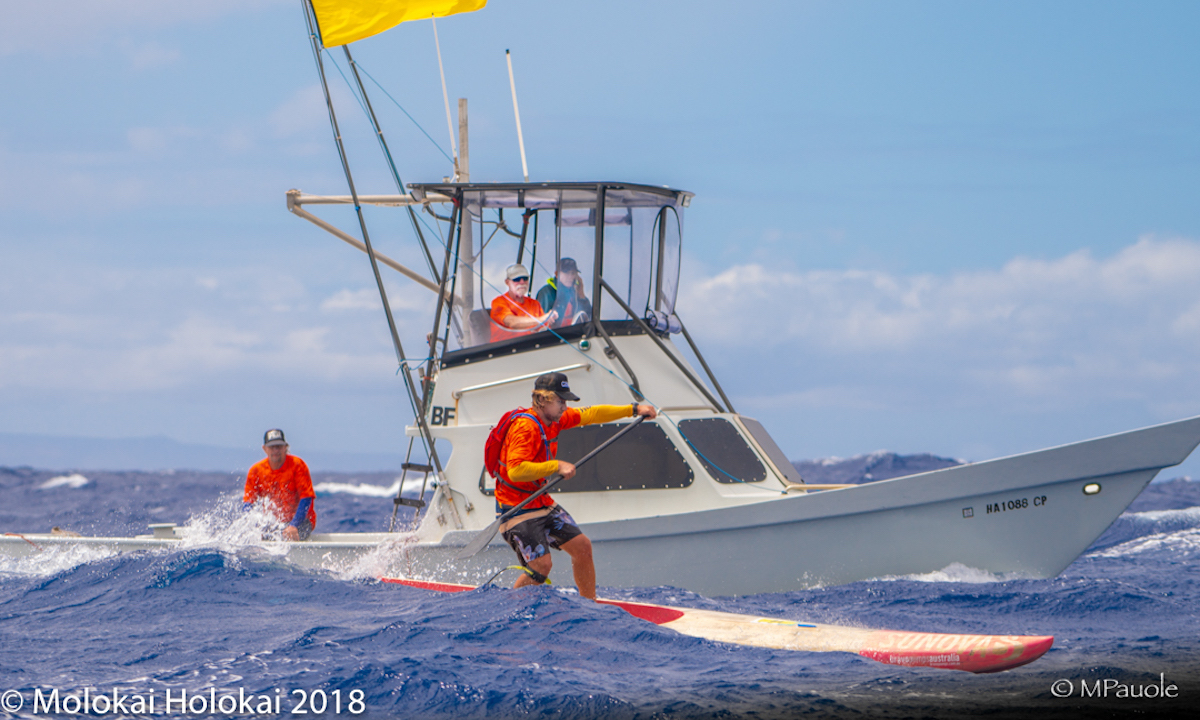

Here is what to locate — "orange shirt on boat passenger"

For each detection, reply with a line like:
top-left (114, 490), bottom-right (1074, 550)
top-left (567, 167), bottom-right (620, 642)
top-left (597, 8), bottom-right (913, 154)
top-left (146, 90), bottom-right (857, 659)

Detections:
top-left (489, 293), bottom-right (546, 343)
top-left (243, 455), bottom-right (317, 528)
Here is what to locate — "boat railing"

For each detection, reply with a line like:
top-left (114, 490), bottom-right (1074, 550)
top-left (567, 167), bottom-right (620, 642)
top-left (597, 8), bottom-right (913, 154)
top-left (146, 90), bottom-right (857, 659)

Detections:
top-left (452, 362), bottom-right (592, 400)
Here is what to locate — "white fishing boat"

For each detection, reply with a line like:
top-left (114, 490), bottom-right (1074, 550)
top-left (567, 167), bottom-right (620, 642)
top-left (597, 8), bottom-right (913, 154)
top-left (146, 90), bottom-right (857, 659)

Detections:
top-left (5, 2), bottom-right (1199, 597)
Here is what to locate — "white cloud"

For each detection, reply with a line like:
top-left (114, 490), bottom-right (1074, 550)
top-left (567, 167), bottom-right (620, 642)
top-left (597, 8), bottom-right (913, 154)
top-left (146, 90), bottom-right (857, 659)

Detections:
top-left (321, 287), bottom-right (438, 314)
top-left (322, 288), bottom-right (380, 311)
top-left (681, 235), bottom-right (1200, 404)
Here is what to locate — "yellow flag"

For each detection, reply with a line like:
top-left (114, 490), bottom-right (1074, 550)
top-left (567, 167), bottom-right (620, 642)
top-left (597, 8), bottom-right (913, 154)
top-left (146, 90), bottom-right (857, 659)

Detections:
top-left (311, 0), bottom-right (488, 47)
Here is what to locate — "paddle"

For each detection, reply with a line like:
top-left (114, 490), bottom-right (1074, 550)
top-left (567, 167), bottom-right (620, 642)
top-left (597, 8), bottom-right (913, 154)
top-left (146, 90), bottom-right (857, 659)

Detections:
top-left (456, 414), bottom-right (646, 559)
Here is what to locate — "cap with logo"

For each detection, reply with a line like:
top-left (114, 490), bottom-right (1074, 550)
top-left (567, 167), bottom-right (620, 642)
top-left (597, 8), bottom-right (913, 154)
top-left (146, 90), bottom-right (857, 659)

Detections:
top-left (505, 263), bottom-right (530, 281)
top-left (534, 372), bottom-right (581, 402)
top-left (263, 428), bottom-right (288, 447)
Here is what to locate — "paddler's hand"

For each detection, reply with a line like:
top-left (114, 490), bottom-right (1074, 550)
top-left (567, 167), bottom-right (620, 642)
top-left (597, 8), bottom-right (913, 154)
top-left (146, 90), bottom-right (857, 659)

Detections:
top-left (557, 461), bottom-right (577, 480)
top-left (282, 525), bottom-right (300, 541)
top-left (634, 403), bottom-right (658, 420)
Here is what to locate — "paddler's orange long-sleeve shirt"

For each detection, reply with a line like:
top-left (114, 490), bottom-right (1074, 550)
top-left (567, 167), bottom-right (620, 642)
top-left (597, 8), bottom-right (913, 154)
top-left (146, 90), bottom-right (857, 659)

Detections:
top-left (496, 404), bottom-right (634, 510)
top-left (243, 455), bottom-right (317, 528)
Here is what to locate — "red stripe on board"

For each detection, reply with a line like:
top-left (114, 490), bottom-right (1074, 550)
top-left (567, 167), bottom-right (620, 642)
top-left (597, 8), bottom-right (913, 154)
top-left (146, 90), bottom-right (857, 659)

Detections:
top-left (381, 577), bottom-right (475, 593)
top-left (858, 633), bottom-right (1053, 674)
top-left (597, 599), bottom-right (686, 625)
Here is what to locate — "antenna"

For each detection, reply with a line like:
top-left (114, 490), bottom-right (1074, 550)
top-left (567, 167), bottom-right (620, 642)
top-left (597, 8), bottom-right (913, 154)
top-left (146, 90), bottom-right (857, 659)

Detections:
top-left (432, 19), bottom-right (458, 179)
top-left (506, 49), bottom-right (530, 183)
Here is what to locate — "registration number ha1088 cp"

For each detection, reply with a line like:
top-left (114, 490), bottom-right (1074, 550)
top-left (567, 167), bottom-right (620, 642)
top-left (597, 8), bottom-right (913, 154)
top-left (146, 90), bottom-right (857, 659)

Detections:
top-left (987, 495), bottom-right (1047, 514)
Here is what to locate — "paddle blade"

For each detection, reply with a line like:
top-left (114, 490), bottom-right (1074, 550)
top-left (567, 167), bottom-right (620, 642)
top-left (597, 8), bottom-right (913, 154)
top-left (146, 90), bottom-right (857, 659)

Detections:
top-left (455, 517), bottom-right (502, 559)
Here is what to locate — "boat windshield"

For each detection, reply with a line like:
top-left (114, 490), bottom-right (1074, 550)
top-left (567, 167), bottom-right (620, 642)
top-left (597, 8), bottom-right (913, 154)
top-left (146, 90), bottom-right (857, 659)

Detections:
top-left (410, 182), bottom-right (691, 352)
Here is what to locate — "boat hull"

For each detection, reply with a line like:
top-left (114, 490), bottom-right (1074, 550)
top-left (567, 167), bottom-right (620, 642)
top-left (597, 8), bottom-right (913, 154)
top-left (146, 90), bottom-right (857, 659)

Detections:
top-left (394, 415), bottom-right (1200, 594)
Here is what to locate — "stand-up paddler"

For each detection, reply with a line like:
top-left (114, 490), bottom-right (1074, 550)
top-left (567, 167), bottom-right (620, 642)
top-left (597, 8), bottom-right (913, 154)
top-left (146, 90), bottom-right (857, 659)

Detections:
top-left (494, 372), bottom-right (656, 599)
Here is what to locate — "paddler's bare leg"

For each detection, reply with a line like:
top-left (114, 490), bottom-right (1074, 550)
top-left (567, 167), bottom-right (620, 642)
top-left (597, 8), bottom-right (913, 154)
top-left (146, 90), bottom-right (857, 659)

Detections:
top-left (559, 535), bottom-right (596, 600)
top-left (515, 553), bottom-right (553, 590)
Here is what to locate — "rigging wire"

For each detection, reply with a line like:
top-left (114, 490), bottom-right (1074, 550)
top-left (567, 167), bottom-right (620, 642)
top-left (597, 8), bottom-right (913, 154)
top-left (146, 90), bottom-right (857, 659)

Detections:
top-left (355, 62), bottom-right (456, 165)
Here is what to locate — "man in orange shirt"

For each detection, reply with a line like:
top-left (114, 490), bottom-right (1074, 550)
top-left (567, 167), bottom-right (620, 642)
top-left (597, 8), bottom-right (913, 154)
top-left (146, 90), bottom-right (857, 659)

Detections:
top-left (243, 428), bottom-right (316, 541)
top-left (495, 372), bottom-right (656, 599)
top-left (490, 263), bottom-right (557, 342)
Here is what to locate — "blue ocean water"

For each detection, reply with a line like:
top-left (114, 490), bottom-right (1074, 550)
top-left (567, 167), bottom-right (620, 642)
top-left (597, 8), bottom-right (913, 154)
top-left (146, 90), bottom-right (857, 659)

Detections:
top-left (2, 466), bottom-right (1197, 720)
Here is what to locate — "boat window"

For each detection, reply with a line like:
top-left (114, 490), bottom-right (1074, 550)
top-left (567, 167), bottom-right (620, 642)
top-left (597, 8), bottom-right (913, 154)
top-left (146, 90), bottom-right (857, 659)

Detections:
top-left (413, 184), bottom-right (689, 356)
top-left (477, 421), bottom-right (692, 496)
top-left (676, 418), bottom-right (767, 484)
top-left (736, 415), bottom-right (803, 484)
top-left (552, 421), bottom-right (693, 492)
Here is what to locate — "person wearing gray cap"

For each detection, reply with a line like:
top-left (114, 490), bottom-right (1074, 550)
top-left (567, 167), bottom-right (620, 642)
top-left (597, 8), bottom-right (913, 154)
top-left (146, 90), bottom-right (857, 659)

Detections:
top-left (491, 372), bottom-right (657, 599)
top-left (242, 429), bottom-right (316, 541)
top-left (535, 257), bottom-right (591, 328)
top-left (489, 263), bottom-right (558, 342)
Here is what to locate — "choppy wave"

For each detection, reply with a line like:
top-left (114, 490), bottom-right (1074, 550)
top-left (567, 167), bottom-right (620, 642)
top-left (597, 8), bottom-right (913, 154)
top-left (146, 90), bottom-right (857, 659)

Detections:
top-left (1093, 524), bottom-right (1200, 560)
top-left (882, 562), bottom-right (1038, 584)
top-left (37, 472), bottom-right (89, 489)
top-left (2, 470), bottom-right (1199, 718)
top-left (313, 476), bottom-right (429, 498)
top-left (1088, 505), bottom-right (1200, 551)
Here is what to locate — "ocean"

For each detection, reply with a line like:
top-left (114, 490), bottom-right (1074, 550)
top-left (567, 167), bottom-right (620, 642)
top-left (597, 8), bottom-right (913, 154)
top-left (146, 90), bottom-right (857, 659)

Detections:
top-left (2, 464), bottom-right (1197, 720)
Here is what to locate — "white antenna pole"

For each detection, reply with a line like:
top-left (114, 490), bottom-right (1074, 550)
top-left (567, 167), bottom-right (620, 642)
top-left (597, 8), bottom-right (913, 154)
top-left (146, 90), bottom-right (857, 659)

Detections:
top-left (506, 49), bottom-right (530, 183)
top-left (432, 19), bottom-right (459, 178)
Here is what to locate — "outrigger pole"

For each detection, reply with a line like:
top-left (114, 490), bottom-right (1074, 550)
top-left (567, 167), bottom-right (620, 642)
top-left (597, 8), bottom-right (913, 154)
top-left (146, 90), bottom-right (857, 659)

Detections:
top-left (301, 0), bottom-right (460, 528)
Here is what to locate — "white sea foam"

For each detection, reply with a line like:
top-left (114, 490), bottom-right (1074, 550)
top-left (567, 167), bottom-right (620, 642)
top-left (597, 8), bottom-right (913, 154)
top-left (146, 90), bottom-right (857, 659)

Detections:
top-left (0, 540), bottom-right (120, 577)
top-left (172, 498), bottom-right (290, 557)
top-left (313, 476), bottom-right (426, 498)
top-left (1093, 526), bottom-right (1200, 560)
top-left (877, 562), bottom-right (1036, 584)
top-left (38, 473), bottom-right (89, 489)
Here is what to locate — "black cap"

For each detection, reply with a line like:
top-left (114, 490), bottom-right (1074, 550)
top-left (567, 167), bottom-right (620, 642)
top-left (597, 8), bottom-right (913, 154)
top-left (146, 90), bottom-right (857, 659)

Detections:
top-left (557, 257), bottom-right (579, 273)
top-left (535, 372), bottom-right (581, 402)
top-left (263, 428), bottom-right (287, 447)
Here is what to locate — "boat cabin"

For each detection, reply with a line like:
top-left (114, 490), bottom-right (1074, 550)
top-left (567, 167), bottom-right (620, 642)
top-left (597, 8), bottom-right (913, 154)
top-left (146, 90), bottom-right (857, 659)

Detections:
top-left (408, 182), bottom-right (691, 361)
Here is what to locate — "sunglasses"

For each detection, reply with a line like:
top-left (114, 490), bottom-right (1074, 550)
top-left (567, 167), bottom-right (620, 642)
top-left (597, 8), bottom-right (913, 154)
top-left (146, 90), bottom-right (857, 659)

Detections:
top-left (510, 276), bottom-right (529, 283)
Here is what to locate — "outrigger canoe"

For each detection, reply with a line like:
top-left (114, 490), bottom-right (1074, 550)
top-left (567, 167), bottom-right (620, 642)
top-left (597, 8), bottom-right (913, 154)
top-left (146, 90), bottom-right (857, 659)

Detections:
top-left (381, 577), bottom-right (1053, 674)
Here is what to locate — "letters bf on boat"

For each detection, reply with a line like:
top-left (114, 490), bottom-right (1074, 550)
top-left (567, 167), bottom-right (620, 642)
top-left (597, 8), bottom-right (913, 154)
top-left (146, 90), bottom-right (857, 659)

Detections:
top-left (6, 180), bottom-right (1199, 598)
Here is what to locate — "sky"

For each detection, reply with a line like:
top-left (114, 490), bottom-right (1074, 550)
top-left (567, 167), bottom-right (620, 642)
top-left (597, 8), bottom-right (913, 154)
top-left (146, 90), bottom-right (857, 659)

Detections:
top-left (3, 0), bottom-right (1200, 475)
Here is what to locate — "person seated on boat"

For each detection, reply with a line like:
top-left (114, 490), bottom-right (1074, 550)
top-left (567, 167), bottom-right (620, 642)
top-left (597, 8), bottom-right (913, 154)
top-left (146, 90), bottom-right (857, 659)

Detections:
top-left (489, 263), bottom-right (557, 342)
top-left (495, 372), bottom-right (657, 600)
top-left (535, 257), bottom-right (592, 328)
top-left (242, 428), bottom-right (316, 541)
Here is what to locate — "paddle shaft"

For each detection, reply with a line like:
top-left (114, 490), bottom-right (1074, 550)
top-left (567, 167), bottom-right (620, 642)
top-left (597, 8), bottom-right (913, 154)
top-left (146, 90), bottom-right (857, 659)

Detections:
top-left (456, 414), bottom-right (646, 559)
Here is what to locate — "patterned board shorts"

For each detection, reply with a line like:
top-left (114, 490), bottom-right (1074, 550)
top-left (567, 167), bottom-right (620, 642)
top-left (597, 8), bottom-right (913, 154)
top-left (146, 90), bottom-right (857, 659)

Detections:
top-left (500, 505), bottom-right (583, 563)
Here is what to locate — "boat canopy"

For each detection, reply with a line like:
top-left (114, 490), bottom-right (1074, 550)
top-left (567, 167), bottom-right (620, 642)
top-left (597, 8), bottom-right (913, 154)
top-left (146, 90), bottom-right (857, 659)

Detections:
top-left (409, 182), bottom-right (692, 352)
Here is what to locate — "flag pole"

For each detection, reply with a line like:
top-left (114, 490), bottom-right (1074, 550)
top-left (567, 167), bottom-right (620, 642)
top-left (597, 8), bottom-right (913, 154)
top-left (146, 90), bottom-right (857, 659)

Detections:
top-left (432, 18), bottom-right (459, 180)
top-left (506, 49), bottom-right (530, 182)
